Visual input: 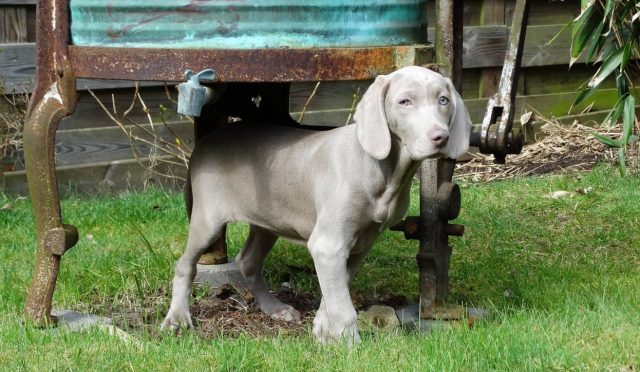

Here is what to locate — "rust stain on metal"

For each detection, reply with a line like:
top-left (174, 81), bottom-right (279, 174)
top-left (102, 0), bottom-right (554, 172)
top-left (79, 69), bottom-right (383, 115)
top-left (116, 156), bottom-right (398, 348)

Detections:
top-left (68, 46), bottom-right (421, 82)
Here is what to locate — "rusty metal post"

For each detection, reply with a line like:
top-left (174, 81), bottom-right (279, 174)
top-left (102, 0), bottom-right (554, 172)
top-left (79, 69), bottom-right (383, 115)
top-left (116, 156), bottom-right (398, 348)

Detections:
top-left (417, 0), bottom-right (463, 318)
top-left (24, 0), bottom-right (79, 325)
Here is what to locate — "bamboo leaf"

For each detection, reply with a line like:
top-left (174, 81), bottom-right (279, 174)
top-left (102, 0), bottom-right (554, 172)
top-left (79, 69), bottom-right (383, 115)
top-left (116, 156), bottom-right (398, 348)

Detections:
top-left (603, 95), bottom-right (627, 125)
top-left (592, 133), bottom-right (622, 148)
top-left (571, 5), bottom-right (599, 59)
top-left (622, 95), bottom-right (636, 144)
top-left (620, 41), bottom-right (632, 71)
top-left (585, 20), bottom-right (606, 63)
top-left (588, 48), bottom-right (624, 88)
top-left (574, 87), bottom-right (596, 106)
top-left (618, 148), bottom-right (626, 176)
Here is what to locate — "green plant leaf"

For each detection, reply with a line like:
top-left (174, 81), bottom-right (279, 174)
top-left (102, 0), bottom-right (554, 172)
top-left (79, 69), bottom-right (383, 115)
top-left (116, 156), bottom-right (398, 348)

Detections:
top-left (574, 87), bottom-right (597, 106)
top-left (622, 95), bottom-right (636, 144)
top-left (588, 47), bottom-right (624, 88)
top-left (571, 5), bottom-right (600, 60)
top-left (620, 41), bottom-right (632, 71)
top-left (592, 133), bottom-right (622, 148)
top-left (585, 20), bottom-right (606, 63)
top-left (618, 148), bottom-right (626, 176)
top-left (603, 94), bottom-right (627, 125)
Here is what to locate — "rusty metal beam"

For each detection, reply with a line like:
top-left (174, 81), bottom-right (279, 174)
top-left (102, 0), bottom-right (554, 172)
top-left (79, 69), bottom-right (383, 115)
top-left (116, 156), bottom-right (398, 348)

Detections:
top-left (417, 0), bottom-right (464, 319)
top-left (68, 45), bottom-right (434, 83)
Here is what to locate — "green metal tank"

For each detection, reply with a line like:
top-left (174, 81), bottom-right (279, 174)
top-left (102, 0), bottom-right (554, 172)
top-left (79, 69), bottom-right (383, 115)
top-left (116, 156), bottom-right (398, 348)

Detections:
top-left (70, 0), bottom-right (427, 48)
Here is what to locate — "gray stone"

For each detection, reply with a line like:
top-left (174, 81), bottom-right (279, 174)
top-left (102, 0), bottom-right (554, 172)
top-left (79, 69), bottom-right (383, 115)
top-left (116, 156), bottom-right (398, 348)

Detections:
top-left (194, 259), bottom-right (248, 295)
top-left (51, 309), bottom-right (112, 332)
top-left (357, 305), bottom-right (400, 332)
top-left (396, 304), bottom-right (489, 333)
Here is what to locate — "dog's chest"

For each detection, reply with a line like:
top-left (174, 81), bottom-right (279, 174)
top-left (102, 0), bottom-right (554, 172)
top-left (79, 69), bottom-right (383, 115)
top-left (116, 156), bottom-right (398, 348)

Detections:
top-left (372, 183), bottom-right (411, 228)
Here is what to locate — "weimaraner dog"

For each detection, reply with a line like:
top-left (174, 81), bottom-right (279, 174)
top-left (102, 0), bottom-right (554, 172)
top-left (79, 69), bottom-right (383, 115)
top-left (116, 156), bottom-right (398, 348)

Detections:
top-left (162, 66), bottom-right (471, 344)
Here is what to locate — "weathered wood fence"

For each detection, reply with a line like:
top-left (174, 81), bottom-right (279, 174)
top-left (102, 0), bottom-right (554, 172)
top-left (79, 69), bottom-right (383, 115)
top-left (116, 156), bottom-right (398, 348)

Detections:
top-left (0, 0), bottom-right (635, 195)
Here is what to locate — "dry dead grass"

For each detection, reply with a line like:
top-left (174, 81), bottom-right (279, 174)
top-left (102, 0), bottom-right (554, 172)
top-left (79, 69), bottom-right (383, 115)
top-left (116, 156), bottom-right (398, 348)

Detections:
top-left (455, 118), bottom-right (638, 182)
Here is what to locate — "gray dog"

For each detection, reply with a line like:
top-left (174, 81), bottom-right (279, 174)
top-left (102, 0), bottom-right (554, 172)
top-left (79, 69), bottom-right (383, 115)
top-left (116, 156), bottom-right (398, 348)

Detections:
top-left (162, 66), bottom-right (471, 344)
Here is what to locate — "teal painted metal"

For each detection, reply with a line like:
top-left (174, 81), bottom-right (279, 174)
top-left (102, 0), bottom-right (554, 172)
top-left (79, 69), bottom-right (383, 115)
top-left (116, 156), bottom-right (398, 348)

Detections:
top-left (70, 0), bottom-right (427, 48)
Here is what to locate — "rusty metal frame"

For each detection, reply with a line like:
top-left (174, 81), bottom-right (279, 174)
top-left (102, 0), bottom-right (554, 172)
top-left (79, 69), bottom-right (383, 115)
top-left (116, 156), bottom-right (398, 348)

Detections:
top-left (69, 45), bottom-right (434, 83)
top-left (23, 0), bottom-right (437, 326)
top-left (474, 0), bottom-right (529, 164)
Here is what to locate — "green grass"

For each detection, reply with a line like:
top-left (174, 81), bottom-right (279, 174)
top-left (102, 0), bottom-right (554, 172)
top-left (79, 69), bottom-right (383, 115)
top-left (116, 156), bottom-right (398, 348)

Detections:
top-left (1, 164), bottom-right (639, 370)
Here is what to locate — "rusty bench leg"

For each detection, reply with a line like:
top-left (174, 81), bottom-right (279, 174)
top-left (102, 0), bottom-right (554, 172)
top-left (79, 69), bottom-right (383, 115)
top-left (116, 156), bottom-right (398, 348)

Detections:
top-left (417, 158), bottom-right (458, 317)
top-left (24, 73), bottom-right (78, 326)
top-left (416, 0), bottom-right (464, 319)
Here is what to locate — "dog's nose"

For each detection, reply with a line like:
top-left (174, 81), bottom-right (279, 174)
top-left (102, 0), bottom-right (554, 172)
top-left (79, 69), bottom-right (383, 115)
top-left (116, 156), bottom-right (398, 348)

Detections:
top-left (430, 129), bottom-right (449, 148)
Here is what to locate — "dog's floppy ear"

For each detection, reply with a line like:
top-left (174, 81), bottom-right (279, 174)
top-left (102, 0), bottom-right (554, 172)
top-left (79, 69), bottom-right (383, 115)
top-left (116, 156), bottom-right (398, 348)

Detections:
top-left (443, 78), bottom-right (471, 160)
top-left (354, 75), bottom-right (392, 160)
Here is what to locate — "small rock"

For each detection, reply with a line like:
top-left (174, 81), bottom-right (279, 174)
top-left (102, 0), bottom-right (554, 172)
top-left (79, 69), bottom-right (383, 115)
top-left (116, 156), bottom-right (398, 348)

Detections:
top-left (544, 190), bottom-right (575, 199)
top-left (357, 305), bottom-right (400, 332)
top-left (575, 186), bottom-right (593, 195)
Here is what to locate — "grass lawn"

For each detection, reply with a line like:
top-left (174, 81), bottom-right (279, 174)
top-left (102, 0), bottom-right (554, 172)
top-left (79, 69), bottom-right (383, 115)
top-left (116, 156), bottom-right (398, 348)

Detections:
top-left (1, 164), bottom-right (639, 370)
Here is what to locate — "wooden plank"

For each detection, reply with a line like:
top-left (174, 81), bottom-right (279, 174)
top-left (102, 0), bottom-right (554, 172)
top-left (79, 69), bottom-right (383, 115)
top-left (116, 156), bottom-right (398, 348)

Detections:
top-left (25, 5), bottom-right (34, 42)
top-left (509, 0), bottom-right (580, 26)
top-left (58, 86), bottom-right (184, 130)
top-left (51, 121), bottom-right (193, 170)
top-left (296, 87), bottom-right (632, 128)
top-left (2, 157), bottom-right (187, 197)
top-left (0, 43), bottom-right (166, 93)
top-left (0, 1), bottom-right (36, 4)
top-left (478, 0), bottom-right (505, 98)
top-left (0, 6), bottom-right (27, 43)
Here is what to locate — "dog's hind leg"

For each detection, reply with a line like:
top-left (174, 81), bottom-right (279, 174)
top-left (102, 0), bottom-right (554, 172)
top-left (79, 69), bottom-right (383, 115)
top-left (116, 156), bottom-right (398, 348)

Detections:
top-left (236, 225), bottom-right (301, 322)
top-left (162, 209), bottom-right (225, 332)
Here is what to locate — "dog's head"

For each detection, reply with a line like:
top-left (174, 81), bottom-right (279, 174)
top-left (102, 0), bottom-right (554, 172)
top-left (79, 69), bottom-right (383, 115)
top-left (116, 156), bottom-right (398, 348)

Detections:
top-left (354, 66), bottom-right (471, 161)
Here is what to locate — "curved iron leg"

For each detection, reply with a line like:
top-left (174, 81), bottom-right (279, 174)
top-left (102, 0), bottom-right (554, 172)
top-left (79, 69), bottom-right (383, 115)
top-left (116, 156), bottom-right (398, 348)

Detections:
top-left (24, 83), bottom-right (79, 326)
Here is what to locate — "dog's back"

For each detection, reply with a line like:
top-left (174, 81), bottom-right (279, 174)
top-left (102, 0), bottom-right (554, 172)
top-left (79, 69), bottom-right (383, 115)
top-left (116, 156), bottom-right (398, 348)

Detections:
top-left (189, 123), bottom-right (363, 243)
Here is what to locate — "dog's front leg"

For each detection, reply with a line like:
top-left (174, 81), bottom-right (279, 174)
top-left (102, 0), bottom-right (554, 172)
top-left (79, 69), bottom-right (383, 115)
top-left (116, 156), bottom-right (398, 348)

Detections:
top-left (308, 231), bottom-right (360, 345)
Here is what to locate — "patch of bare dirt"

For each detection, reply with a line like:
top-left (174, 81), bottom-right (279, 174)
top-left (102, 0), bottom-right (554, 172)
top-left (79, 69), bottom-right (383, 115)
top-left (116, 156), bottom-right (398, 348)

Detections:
top-left (95, 285), bottom-right (410, 339)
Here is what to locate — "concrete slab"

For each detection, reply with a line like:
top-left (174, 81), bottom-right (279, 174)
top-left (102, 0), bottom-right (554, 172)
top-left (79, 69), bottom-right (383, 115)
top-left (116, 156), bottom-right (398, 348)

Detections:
top-left (194, 259), bottom-right (248, 295)
top-left (396, 303), bottom-right (489, 333)
top-left (51, 309), bottom-right (112, 332)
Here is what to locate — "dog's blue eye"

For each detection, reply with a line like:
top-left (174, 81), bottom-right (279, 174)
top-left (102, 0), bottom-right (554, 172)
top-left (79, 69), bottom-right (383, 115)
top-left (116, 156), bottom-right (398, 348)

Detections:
top-left (399, 99), bottom-right (412, 106)
top-left (439, 96), bottom-right (450, 105)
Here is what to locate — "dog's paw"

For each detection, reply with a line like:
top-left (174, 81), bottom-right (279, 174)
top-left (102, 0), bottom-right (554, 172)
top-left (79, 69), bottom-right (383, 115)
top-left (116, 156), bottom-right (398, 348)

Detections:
top-left (312, 308), bottom-right (361, 346)
top-left (269, 305), bottom-right (301, 322)
top-left (161, 307), bottom-right (194, 333)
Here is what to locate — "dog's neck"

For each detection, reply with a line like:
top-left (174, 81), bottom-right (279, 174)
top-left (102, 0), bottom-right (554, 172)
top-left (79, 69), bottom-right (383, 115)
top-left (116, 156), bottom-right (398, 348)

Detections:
top-left (370, 134), bottom-right (422, 224)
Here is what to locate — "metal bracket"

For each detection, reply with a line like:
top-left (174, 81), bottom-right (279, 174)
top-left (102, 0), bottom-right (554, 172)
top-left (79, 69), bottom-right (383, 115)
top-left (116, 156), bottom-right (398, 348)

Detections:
top-left (177, 69), bottom-right (217, 117)
top-left (471, 0), bottom-right (529, 164)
